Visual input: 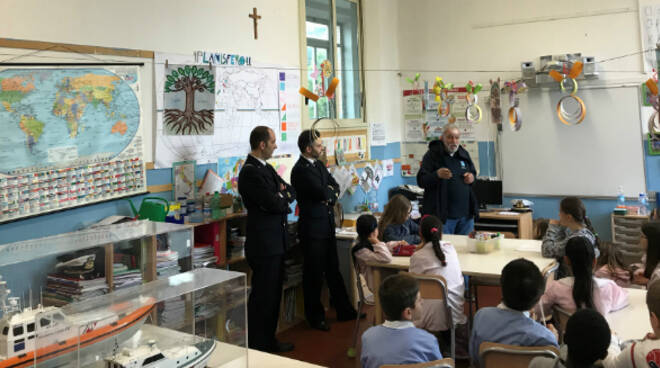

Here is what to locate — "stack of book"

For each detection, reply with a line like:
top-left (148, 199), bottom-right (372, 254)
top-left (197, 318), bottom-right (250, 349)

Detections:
top-left (43, 275), bottom-right (108, 306)
top-left (42, 253), bottom-right (108, 306)
top-left (113, 251), bottom-right (142, 290)
top-left (193, 243), bottom-right (217, 268)
top-left (156, 249), bottom-right (181, 279)
top-left (158, 295), bottom-right (186, 330)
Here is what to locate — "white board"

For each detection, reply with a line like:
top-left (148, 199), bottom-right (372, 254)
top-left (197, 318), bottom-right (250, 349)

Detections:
top-left (501, 86), bottom-right (646, 197)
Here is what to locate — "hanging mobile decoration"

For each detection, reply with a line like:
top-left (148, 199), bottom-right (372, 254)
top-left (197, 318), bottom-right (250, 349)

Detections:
top-left (432, 77), bottom-right (454, 117)
top-left (299, 59), bottom-right (339, 105)
top-left (549, 61), bottom-right (586, 126)
top-left (464, 81), bottom-right (483, 123)
top-left (489, 78), bottom-right (502, 125)
top-left (503, 80), bottom-right (527, 131)
top-left (406, 73), bottom-right (422, 90)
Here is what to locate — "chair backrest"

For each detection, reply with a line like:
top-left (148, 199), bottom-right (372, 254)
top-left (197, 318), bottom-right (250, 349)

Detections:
top-left (552, 306), bottom-right (572, 344)
top-left (403, 272), bottom-right (448, 301)
top-left (380, 358), bottom-right (455, 368)
top-left (353, 257), bottom-right (368, 305)
top-left (479, 342), bottom-right (560, 368)
top-left (541, 261), bottom-right (559, 284)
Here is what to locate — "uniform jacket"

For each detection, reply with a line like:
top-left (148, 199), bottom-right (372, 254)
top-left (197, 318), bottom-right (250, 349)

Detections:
top-left (291, 157), bottom-right (339, 239)
top-left (238, 154), bottom-right (295, 258)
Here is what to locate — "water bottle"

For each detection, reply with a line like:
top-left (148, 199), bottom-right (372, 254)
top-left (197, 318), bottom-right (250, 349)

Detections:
top-left (210, 191), bottom-right (222, 220)
top-left (639, 192), bottom-right (649, 216)
top-left (617, 186), bottom-right (625, 207)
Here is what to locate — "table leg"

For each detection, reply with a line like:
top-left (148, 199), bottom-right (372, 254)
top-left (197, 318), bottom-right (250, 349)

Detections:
top-left (373, 267), bottom-right (383, 325)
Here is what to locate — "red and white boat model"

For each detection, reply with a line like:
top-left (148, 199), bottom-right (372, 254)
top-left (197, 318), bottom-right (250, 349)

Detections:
top-left (0, 277), bottom-right (153, 368)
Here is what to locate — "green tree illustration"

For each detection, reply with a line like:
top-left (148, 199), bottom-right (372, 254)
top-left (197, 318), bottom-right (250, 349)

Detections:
top-left (164, 65), bottom-right (215, 134)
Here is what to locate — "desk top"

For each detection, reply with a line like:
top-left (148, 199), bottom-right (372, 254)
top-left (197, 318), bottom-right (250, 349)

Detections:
top-left (607, 288), bottom-right (651, 342)
top-left (367, 235), bottom-right (553, 278)
top-left (209, 341), bottom-right (325, 368)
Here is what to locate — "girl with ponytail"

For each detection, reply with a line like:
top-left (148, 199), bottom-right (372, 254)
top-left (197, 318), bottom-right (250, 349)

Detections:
top-left (409, 215), bottom-right (467, 337)
top-left (535, 236), bottom-right (628, 318)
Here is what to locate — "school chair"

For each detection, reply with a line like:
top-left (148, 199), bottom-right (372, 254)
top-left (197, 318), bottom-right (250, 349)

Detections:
top-left (552, 306), bottom-right (572, 344)
top-left (379, 357), bottom-right (455, 368)
top-left (347, 259), bottom-right (375, 358)
top-left (542, 261), bottom-right (559, 284)
top-left (478, 342), bottom-right (560, 368)
top-left (403, 272), bottom-right (456, 361)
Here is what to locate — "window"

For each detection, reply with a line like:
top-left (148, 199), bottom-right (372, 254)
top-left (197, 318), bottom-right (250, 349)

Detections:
top-left (12, 326), bottom-right (23, 337)
top-left (2, 326), bottom-right (8, 335)
top-left (39, 318), bottom-right (50, 328)
top-left (27, 323), bottom-right (34, 333)
top-left (142, 353), bottom-right (165, 365)
top-left (303, 0), bottom-right (363, 123)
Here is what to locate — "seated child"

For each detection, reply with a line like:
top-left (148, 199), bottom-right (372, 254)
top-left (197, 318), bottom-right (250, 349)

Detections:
top-left (529, 309), bottom-right (615, 368)
top-left (536, 237), bottom-right (628, 317)
top-left (352, 214), bottom-right (407, 292)
top-left (409, 215), bottom-right (468, 351)
top-left (469, 258), bottom-right (558, 367)
top-left (631, 221), bottom-right (660, 286)
top-left (360, 274), bottom-right (443, 368)
top-left (542, 197), bottom-right (599, 279)
top-left (603, 280), bottom-right (660, 367)
top-left (534, 218), bottom-right (550, 240)
top-left (594, 241), bottom-right (631, 287)
top-left (378, 194), bottom-right (421, 245)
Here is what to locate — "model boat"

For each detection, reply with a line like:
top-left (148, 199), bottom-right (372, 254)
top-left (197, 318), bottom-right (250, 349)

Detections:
top-left (105, 339), bottom-right (215, 368)
top-left (0, 277), bottom-right (153, 368)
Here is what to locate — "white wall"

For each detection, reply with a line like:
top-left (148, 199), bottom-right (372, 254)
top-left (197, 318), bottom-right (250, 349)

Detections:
top-left (0, 0), bottom-right (300, 66)
top-left (396, 0), bottom-right (643, 85)
top-left (362, 0), bottom-right (403, 143)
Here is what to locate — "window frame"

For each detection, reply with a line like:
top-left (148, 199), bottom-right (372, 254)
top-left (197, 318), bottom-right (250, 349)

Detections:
top-left (299, 0), bottom-right (366, 129)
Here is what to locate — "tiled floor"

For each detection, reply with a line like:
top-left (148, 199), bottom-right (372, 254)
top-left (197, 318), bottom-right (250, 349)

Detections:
top-left (275, 285), bottom-right (503, 368)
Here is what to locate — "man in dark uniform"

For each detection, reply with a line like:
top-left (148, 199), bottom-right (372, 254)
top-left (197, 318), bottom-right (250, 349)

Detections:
top-left (238, 126), bottom-right (296, 352)
top-left (417, 124), bottom-right (478, 234)
top-left (291, 129), bottom-right (360, 332)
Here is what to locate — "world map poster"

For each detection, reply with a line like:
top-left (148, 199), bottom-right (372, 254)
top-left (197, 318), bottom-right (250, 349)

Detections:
top-left (0, 67), bottom-right (146, 222)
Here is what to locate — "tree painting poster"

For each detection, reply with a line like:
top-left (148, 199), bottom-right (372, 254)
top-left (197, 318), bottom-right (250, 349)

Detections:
top-left (163, 64), bottom-right (215, 135)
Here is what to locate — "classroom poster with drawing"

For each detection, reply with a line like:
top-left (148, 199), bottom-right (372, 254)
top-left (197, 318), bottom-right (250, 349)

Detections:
top-left (172, 160), bottom-right (196, 201)
top-left (163, 64), bottom-right (215, 135)
top-left (217, 156), bottom-right (245, 195)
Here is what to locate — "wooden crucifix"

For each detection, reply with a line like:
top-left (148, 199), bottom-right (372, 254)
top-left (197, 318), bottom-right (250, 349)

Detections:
top-left (249, 7), bottom-right (261, 40)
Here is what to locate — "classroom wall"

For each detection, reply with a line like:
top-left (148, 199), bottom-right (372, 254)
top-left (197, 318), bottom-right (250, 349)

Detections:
top-left (0, 0), bottom-right (409, 242)
top-left (394, 0), bottom-right (651, 240)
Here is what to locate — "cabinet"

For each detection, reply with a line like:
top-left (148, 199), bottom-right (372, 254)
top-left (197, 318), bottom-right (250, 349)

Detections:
top-left (474, 211), bottom-right (533, 239)
top-left (611, 214), bottom-right (649, 265)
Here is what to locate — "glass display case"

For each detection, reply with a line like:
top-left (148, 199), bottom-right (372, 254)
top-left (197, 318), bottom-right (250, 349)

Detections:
top-left (0, 267), bottom-right (247, 367)
top-left (0, 221), bottom-right (194, 306)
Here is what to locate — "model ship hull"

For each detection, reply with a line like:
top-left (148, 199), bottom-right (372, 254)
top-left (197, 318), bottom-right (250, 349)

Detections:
top-left (0, 304), bottom-right (153, 368)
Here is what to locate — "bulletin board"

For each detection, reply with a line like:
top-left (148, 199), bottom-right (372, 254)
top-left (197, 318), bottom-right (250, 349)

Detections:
top-left (320, 128), bottom-right (369, 165)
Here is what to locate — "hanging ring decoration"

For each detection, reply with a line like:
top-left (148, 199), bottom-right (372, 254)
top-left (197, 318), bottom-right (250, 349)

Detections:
top-left (556, 95), bottom-right (586, 126)
top-left (646, 79), bottom-right (660, 136)
top-left (503, 80), bottom-right (526, 131)
top-left (432, 77), bottom-right (454, 117)
top-left (464, 81), bottom-right (483, 123)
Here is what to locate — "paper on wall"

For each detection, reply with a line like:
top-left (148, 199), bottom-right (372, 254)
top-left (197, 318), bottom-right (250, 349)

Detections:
top-left (373, 164), bottom-right (384, 191)
top-left (348, 165), bottom-right (360, 195)
top-left (199, 169), bottom-right (224, 195)
top-left (331, 166), bottom-right (352, 199)
top-left (370, 122), bottom-right (386, 146)
top-left (403, 94), bottom-right (424, 115)
top-left (381, 159), bottom-right (394, 177)
top-left (461, 141), bottom-right (480, 174)
top-left (405, 119), bottom-right (425, 142)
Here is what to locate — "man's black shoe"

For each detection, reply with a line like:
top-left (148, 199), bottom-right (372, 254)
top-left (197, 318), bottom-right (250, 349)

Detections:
top-left (309, 320), bottom-right (330, 331)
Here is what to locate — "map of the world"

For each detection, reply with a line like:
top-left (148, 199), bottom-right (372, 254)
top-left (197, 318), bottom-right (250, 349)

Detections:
top-left (0, 68), bottom-right (140, 174)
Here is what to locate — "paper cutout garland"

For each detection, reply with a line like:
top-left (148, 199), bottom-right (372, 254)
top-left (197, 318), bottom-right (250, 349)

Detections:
top-left (464, 81), bottom-right (483, 123)
top-left (550, 61), bottom-right (586, 126)
top-left (503, 80), bottom-right (527, 131)
top-left (489, 78), bottom-right (502, 125)
top-left (432, 77), bottom-right (454, 117)
top-left (646, 78), bottom-right (660, 137)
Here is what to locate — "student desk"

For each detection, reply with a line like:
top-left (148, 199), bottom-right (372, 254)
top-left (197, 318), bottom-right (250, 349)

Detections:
top-left (366, 235), bottom-right (554, 324)
top-left (607, 288), bottom-right (650, 342)
top-left (209, 341), bottom-right (326, 368)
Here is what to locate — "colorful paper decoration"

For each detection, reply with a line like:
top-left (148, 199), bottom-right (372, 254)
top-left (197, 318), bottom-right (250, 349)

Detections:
top-left (551, 62), bottom-right (586, 126)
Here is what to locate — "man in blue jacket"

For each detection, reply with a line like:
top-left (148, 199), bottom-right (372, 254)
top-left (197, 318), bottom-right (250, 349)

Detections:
top-left (416, 124), bottom-right (478, 235)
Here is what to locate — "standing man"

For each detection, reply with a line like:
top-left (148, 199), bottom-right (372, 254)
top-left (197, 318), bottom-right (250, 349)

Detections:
top-left (417, 124), bottom-right (478, 235)
top-left (291, 129), bottom-right (360, 331)
top-left (238, 126), bottom-right (296, 353)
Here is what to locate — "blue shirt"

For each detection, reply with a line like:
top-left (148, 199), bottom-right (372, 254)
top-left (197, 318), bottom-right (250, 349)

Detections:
top-left (361, 320), bottom-right (442, 368)
top-left (384, 218), bottom-right (421, 244)
top-left (469, 306), bottom-right (558, 367)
